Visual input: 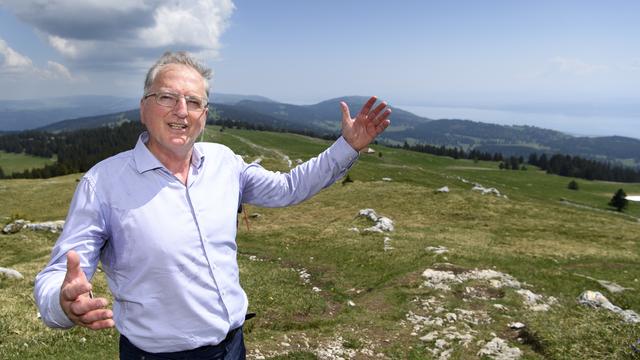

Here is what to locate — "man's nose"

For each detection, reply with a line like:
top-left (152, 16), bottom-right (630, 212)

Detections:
top-left (173, 97), bottom-right (189, 117)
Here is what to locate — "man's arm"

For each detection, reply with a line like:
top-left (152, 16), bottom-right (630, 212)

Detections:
top-left (34, 177), bottom-right (114, 330)
top-left (240, 97), bottom-right (390, 207)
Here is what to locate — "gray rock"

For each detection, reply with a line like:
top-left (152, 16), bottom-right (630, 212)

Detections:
top-left (358, 209), bottom-right (395, 232)
top-left (2, 219), bottom-right (65, 234)
top-left (578, 290), bottom-right (640, 323)
top-left (0, 267), bottom-right (24, 279)
top-left (477, 337), bottom-right (522, 359)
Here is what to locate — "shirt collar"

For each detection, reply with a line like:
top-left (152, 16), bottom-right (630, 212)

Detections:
top-left (133, 132), bottom-right (205, 173)
top-left (191, 143), bottom-right (205, 170)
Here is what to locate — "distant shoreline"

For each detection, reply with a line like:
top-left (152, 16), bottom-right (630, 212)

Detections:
top-left (397, 104), bottom-right (640, 140)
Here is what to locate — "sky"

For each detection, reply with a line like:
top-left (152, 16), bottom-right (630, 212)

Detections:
top-left (0, 0), bottom-right (639, 137)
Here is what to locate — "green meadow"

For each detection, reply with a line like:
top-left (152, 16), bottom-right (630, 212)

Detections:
top-left (1, 126), bottom-right (639, 359)
top-left (0, 151), bottom-right (56, 176)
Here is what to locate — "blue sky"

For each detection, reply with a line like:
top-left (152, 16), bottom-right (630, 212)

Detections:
top-left (0, 0), bottom-right (639, 137)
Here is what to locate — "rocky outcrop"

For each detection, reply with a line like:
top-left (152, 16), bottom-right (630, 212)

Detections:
top-left (2, 219), bottom-right (65, 234)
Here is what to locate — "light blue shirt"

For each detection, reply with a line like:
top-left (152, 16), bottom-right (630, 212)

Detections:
top-left (34, 132), bottom-right (358, 353)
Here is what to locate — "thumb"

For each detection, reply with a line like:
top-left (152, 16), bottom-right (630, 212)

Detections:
top-left (65, 250), bottom-right (87, 283)
top-left (340, 101), bottom-right (351, 125)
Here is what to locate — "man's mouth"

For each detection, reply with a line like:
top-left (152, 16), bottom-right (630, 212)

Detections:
top-left (168, 123), bottom-right (188, 130)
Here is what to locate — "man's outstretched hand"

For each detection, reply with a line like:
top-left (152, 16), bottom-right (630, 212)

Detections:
top-left (340, 96), bottom-right (391, 151)
top-left (60, 250), bottom-right (114, 330)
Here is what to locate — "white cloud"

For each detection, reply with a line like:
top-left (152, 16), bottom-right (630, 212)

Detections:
top-left (48, 35), bottom-right (80, 58)
top-left (2, 0), bottom-right (235, 70)
top-left (0, 38), bottom-right (33, 71)
top-left (139, 0), bottom-right (234, 49)
top-left (0, 37), bottom-right (76, 81)
top-left (42, 61), bottom-right (73, 80)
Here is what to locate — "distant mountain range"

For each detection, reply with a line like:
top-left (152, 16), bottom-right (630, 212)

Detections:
top-left (2, 94), bottom-right (639, 167)
top-left (0, 93), bottom-right (273, 132)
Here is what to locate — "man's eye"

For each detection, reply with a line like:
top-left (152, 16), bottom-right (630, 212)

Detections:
top-left (187, 98), bottom-right (203, 108)
top-left (159, 94), bottom-right (176, 101)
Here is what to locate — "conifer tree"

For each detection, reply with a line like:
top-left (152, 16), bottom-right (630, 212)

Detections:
top-left (568, 180), bottom-right (579, 190)
top-left (609, 188), bottom-right (628, 212)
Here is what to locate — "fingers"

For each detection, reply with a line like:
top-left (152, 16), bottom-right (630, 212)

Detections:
top-left (375, 118), bottom-right (391, 134)
top-left (358, 96), bottom-right (378, 118)
top-left (340, 101), bottom-right (351, 121)
top-left (64, 251), bottom-right (87, 284)
top-left (70, 296), bottom-right (109, 317)
top-left (78, 308), bottom-right (113, 326)
top-left (85, 318), bottom-right (116, 330)
top-left (67, 295), bottom-right (114, 330)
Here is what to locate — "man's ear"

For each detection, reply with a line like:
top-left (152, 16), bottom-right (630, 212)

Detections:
top-left (139, 99), bottom-right (147, 126)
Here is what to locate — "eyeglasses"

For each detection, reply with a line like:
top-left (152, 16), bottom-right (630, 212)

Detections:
top-left (143, 91), bottom-right (208, 112)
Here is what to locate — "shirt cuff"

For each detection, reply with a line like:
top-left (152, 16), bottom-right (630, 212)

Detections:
top-left (331, 136), bottom-right (360, 171)
top-left (46, 286), bottom-right (75, 329)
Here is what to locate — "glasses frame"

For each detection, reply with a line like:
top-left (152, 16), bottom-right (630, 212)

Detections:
top-left (143, 91), bottom-right (209, 112)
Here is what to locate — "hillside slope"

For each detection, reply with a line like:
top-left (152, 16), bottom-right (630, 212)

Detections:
top-left (1, 127), bottom-right (638, 359)
top-left (32, 96), bottom-right (640, 167)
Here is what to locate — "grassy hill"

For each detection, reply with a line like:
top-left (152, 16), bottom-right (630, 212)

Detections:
top-left (1, 126), bottom-right (639, 359)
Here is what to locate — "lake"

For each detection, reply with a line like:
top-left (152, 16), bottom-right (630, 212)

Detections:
top-left (397, 104), bottom-right (639, 140)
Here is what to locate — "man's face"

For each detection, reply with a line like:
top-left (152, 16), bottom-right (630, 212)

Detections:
top-left (140, 63), bottom-right (208, 161)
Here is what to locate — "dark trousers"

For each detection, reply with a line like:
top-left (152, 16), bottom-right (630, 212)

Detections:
top-left (119, 327), bottom-right (246, 360)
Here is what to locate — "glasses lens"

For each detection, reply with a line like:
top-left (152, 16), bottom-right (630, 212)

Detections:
top-left (157, 93), bottom-right (178, 107)
top-left (186, 97), bottom-right (205, 111)
top-left (152, 92), bottom-right (206, 111)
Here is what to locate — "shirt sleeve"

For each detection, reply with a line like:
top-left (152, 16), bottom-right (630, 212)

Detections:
top-left (240, 136), bottom-right (359, 207)
top-left (33, 176), bottom-right (108, 328)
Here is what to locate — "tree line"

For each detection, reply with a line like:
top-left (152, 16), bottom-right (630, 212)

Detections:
top-left (0, 119), bottom-right (639, 183)
top-left (527, 153), bottom-right (640, 182)
top-left (395, 141), bottom-right (639, 183)
top-left (0, 121), bottom-right (144, 179)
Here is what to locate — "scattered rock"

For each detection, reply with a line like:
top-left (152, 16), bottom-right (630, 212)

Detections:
top-left (347, 300), bottom-right (356, 307)
top-left (516, 289), bottom-right (557, 312)
top-left (282, 155), bottom-right (292, 168)
top-left (422, 268), bottom-right (522, 291)
top-left (0, 267), bottom-right (24, 279)
top-left (357, 209), bottom-right (394, 233)
top-left (381, 177), bottom-right (392, 182)
top-left (436, 186), bottom-right (450, 193)
top-left (296, 268), bottom-right (311, 284)
top-left (348, 227), bottom-right (360, 233)
top-left (382, 236), bottom-right (394, 251)
top-left (252, 157), bottom-right (262, 164)
top-left (578, 290), bottom-right (640, 324)
top-left (2, 219), bottom-right (65, 234)
top-left (472, 184), bottom-right (502, 197)
top-left (477, 337), bottom-right (522, 359)
top-left (426, 246), bottom-right (449, 255)
top-left (508, 322), bottom-right (526, 330)
top-left (493, 304), bottom-right (509, 312)
top-left (363, 147), bottom-right (376, 154)
top-left (249, 213), bottom-right (262, 219)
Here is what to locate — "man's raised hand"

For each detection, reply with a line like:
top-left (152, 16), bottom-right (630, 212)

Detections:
top-left (59, 250), bottom-right (114, 330)
top-left (340, 96), bottom-right (391, 151)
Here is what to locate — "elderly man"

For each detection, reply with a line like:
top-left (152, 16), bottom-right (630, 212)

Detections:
top-left (34, 51), bottom-right (391, 359)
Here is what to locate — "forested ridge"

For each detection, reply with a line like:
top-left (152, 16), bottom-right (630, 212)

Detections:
top-left (0, 118), bottom-right (639, 182)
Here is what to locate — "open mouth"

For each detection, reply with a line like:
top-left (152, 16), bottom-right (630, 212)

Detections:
top-left (168, 123), bottom-right (188, 130)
